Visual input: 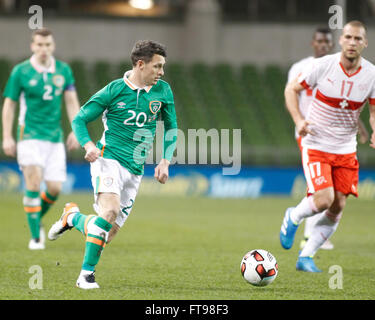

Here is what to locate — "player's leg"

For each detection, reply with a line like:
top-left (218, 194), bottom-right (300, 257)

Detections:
top-left (280, 148), bottom-right (335, 249)
top-left (74, 192), bottom-right (118, 289)
top-left (297, 154), bottom-right (358, 272)
top-left (41, 142), bottom-right (66, 219)
top-left (22, 165), bottom-right (44, 250)
top-left (48, 195), bottom-right (117, 289)
top-left (299, 190), bottom-right (345, 258)
top-left (40, 181), bottom-right (62, 218)
top-left (302, 212), bottom-right (334, 250)
top-left (281, 187), bottom-right (334, 249)
top-left (297, 190), bottom-right (346, 272)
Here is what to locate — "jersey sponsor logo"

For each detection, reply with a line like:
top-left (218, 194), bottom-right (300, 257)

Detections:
top-left (52, 75), bottom-right (65, 88)
top-left (117, 102), bottom-right (126, 108)
top-left (147, 114), bottom-right (158, 122)
top-left (149, 100), bottom-right (162, 114)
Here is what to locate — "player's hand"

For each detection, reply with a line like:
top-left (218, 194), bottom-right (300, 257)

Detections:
top-left (2, 136), bottom-right (16, 157)
top-left (66, 131), bottom-right (80, 151)
top-left (83, 141), bottom-right (101, 162)
top-left (154, 159), bottom-right (170, 184)
top-left (370, 132), bottom-right (375, 149)
top-left (296, 119), bottom-right (315, 137)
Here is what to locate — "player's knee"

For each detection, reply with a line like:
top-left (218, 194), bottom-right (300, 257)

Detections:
top-left (314, 189), bottom-right (335, 211)
top-left (99, 208), bottom-right (118, 226)
top-left (47, 186), bottom-right (61, 197)
top-left (329, 195), bottom-right (347, 215)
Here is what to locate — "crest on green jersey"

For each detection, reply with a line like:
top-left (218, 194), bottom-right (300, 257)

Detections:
top-left (149, 100), bottom-right (162, 114)
top-left (52, 75), bottom-right (65, 88)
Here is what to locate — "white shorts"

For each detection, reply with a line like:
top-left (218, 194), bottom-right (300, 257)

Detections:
top-left (90, 157), bottom-right (142, 228)
top-left (17, 139), bottom-right (67, 182)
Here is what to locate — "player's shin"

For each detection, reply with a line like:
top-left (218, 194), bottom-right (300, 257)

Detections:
top-left (299, 210), bottom-right (341, 257)
top-left (40, 191), bottom-right (58, 218)
top-left (23, 190), bottom-right (42, 240)
top-left (303, 211), bottom-right (323, 239)
top-left (81, 216), bottom-right (112, 272)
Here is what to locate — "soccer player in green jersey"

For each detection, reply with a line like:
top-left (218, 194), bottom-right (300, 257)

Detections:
top-left (48, 40), bottom-right (178, 289)
top-left (1, 28), bottom-right (81, 250)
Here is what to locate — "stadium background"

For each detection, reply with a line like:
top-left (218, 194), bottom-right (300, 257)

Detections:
top-left (1, 0), bottom-right (375, 199)
top-left (1, 0), bottom-right (375, 302)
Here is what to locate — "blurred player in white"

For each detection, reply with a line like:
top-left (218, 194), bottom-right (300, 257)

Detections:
top-left (280, 21), bottom-right (375, 272)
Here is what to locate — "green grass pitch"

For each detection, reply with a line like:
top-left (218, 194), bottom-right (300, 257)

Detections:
top-left (0, 192), bottom-right (374, 300)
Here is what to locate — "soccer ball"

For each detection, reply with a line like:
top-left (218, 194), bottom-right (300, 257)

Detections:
top-left (240, 249), bottom-right (278, 287)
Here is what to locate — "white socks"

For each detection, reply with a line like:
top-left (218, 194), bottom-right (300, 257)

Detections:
top-left (304, 212), bottom-right (324, 239)
top-left (300, 210), bottom-right (342, 257)
top-left (290, 196), bottom-right (319, 225)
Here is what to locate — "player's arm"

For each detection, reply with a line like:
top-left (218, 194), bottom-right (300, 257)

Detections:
top-left (1, 97), bottom-right (17, 157)
top-left (285, 77), bottom-right (314, 137)
top-left (154, 87), bottom-right (178, 184)
top-left (358, 118), bottom-right (369, 144)
top-left (64, 89), bottom-right (81, 151)
top-left (71, 87), bottom-right (109, 162)
top-left (2, 65), bottom-right (22, 157)
top-left (368, 104), bottom-right (375, 149)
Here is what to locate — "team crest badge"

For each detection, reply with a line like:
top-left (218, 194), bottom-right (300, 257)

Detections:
top-left (149, 100), bottom-right (162, 114)
top-left (103, 177), bottom-right (114, 187)
top-left (52, 75), bottom-right (65, 88)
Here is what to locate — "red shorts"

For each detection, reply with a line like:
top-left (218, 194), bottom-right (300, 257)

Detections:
top-left (301, 147), bottom-right (359, 197)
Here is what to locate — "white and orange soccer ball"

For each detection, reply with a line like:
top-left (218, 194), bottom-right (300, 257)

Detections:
top-left (240, 249), bottom-right (278, 287)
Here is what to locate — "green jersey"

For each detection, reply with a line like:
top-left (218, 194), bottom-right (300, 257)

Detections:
top-left (3, 56), bottom-right (75, 142)
top-left (72, 71), bottom-right (178, 175)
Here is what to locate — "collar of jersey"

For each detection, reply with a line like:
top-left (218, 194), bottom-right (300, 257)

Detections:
top-left (123, 70), bottom-right (153, 93)
top-left (30, 54), bottom-right (56, 73)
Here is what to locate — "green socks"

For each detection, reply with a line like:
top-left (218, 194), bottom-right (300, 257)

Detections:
top-left (23, 190), bottom-right (41, 240)
top-left (71, 213), bottom-right (112, 272)
top-left (40, 191), bottom-right (58, 218)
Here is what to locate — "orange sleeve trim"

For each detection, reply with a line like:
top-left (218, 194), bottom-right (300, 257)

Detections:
top-left (24, 206), bottom-right (42, 213)
top-left (100, 145), bottom-right (105, 157)
top-left (86, 236), bottom-right (106, 248)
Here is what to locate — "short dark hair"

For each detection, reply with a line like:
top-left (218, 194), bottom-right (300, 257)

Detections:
top-left (31, 28), bottom-right (53, 41)
top-left (313, 26), bottom-right (332, 39)
top-left (130, 40), bottom-right (167, 66)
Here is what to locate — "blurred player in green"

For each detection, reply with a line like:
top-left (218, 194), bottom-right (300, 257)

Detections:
top-left (2, 28), bottom-right (81, 250)
top-left (48, 40), bottom-right (178, 289)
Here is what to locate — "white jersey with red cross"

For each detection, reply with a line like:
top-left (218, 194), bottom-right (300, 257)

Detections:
top-left (298, 52), bottom-right (375, 154)
top-left (288, 56), bottom-right (315, 138)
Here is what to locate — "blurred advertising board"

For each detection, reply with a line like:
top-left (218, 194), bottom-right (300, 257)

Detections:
top-left (2, 162), bottom-right (375, 199)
